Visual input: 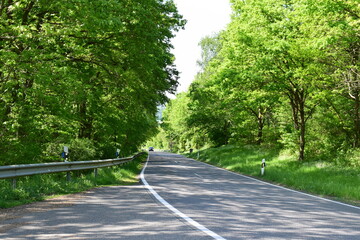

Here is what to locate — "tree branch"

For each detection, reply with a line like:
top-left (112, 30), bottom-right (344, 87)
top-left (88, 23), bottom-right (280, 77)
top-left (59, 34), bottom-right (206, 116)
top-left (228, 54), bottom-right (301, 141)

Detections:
top-left (22, 1), bottom-right (35, 25)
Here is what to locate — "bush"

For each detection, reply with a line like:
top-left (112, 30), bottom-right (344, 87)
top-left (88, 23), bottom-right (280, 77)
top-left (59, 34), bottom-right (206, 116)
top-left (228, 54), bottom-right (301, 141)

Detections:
top-left (43, 138), bottom-right (96, 162)
top-left (68, 138), bottom-right (96, 161)
top-left (336, 148), bottom-right (360, 167)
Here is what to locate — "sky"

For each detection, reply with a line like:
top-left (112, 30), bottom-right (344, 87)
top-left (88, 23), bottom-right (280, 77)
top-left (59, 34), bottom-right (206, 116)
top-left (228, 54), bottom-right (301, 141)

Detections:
top-left (171, 0), bottom-right (232, 95)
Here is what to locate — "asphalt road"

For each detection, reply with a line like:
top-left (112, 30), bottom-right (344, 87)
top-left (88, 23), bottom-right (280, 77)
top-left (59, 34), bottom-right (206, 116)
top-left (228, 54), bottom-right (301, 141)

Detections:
top-left (1, 151), bottom-right (359, 239)
top-left (143, 152), bottom-right (360, 240)
top-left (0, 185), bottom-right (209, 240)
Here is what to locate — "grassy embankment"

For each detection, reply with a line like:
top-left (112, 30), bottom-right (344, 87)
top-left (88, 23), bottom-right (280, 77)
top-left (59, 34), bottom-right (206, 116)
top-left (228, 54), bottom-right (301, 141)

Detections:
top-left (187, 145), bottom-right (360, 206)
top-left (0, 153), bottom-right (147, 208)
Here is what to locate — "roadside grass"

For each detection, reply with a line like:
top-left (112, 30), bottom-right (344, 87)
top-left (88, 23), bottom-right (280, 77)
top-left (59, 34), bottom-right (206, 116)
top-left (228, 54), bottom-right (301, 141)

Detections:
top-left (0, 153), bottom-right (147, 208)
top-left (187, 145), bottom-right (360, 206)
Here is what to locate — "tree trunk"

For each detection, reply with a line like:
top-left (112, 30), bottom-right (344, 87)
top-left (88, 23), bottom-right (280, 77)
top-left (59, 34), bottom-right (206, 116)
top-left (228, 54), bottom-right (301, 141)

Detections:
top-left (299, 97), bottom-right (306, 161)
top-left (78, 102), bottom-right (93, 139)
top-left (256, 109), bottom-right (264, 145)
top-left (249, 107), bottom-right (265, 145)
top-left (288, 87), bottom-right (307, 161)
top-left (354, 93), bottom-right (360, 148)
top-left (289, 95), bottom-right (300, 131)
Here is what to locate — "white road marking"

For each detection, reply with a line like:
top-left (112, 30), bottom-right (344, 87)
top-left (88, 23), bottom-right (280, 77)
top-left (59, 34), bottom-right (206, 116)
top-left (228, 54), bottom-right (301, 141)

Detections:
top-left (194, 173), bottom-right (203, 179)
top-left (141, 155), bottom-right (226, 240)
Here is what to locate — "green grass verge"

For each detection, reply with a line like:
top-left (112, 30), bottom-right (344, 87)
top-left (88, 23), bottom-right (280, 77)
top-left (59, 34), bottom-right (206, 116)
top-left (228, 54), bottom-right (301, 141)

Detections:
top-left (187, 145), bottom-right (360, 206)
top-left (0, 153), bottom-right (147, 208)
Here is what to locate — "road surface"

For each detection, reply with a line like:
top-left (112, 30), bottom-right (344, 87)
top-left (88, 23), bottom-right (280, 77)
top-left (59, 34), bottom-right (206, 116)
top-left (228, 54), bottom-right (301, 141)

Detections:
top-left (143, 152), bottom-right (360, 239)
top-left (1, 151), bottom-right (359, 239)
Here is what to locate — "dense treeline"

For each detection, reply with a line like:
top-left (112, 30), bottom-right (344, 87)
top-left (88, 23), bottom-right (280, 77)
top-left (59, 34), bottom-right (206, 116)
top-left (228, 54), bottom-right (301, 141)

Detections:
top-left (151, 0), bottom-right (360, 165)
top-left (0, 0), bottom-right (185, 165)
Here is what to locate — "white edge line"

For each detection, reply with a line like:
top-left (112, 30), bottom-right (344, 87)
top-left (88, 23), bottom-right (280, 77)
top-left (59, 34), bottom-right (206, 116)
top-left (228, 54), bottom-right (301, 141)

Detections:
top-left (185, 156), bottom-right (360, 211)
top-left (141, 155), bottom-right (226, 240)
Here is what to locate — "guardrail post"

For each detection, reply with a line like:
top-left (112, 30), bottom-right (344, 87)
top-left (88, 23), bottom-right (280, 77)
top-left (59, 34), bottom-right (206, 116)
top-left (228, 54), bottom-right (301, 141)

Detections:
top-left (66, 172), bottom-right (71, 181)
top-left (12, 178), bottom-right (17, 189)
top-left (94, 168), bottom-right (98, 178)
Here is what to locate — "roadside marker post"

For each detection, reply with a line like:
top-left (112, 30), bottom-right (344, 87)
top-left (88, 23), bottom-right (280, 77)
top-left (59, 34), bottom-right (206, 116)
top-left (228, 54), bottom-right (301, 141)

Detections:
top-left (63, 146), bottom-right (69, 162)
top-left (63, 146), bottom-right (71, 181)
top-left (261, 159), bottom-right (266, 176)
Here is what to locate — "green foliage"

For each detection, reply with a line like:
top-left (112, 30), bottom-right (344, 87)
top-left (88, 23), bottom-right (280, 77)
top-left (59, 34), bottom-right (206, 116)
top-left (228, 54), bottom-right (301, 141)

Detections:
top-left (0, 0), bottom-right (185, 165)
top-left (335, 149), bottom-right (360, 168)
top-left (68, 138), bottom-right (97, 161)
top-left (157, 0), bottom-right (360, 163)
top-left (146, 127), bottom-right (169, 150)
top-left (161, 93), bottom-right (193, 152)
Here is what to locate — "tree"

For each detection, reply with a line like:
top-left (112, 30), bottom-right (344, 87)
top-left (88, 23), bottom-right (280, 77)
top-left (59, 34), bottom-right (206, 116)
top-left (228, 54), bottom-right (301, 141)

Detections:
top-left (223, 0), bottom-right (328, 160)
top-left (298, 0), bottom-right (360, 148)
top-left (0, 0), bottom-right (185, 165)
top-left (186, 34), bottom-right (233, 147)
top-left (152, 0), bottom-right (359, 163)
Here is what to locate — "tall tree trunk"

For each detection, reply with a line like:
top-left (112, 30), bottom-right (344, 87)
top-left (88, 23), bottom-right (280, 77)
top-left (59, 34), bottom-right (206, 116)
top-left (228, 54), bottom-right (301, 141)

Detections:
top-left (78, 102), bottom-right (92, 139)
top-left (346, 41), bottom-right (360, 147)
top-left (288, 87), bottom-right (307, 161)
top-left (299, 95), bottom-right (306, 161)
top-left (256, 109), bottom-right (264, 145)
top-left (289, 95), bottom-right (300, 131)
top-left (354, 93), bottom-right (360, 148)
top-left (249, 108), bottom-right (265, 145)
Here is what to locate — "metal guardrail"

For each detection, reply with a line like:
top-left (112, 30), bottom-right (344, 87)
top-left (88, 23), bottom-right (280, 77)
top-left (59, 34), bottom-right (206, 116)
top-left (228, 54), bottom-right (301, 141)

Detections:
top-left (0, 152), bottom-right (145, 179)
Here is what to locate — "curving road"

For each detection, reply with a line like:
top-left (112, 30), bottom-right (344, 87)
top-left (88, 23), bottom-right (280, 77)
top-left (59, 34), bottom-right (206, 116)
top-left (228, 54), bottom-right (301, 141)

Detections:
top-left (143, 152), bottom-right (360, 240)
top-left (1, 151), bottom-right (359, 239)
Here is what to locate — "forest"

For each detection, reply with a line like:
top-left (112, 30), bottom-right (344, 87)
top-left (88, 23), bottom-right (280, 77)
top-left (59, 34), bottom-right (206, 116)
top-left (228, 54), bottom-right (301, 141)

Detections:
top-left (150, 0), bottom-right (360, 166)
top-left (0, 0), bottom-right (185, 165)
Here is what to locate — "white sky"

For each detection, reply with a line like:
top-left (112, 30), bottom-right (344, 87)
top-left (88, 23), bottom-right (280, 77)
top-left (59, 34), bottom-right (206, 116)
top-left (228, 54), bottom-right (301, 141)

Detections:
top-left (171, 0), bottom-right (232, 95)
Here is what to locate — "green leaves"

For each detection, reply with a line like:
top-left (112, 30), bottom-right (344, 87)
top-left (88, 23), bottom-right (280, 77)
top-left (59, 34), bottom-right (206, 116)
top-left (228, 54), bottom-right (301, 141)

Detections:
top-left (0, 0), bottom-right (184, 165)
top-left (159, 0), bottom-right (359, 163)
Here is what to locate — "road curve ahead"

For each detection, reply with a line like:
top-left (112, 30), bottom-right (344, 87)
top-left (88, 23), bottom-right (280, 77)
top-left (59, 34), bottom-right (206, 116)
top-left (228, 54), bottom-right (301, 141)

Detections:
top-left (143, 152), bottom-right (360, 240)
